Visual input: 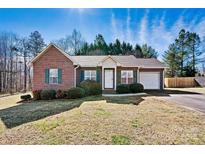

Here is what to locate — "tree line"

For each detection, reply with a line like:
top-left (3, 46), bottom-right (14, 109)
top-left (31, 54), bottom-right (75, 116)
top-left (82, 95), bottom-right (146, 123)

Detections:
top-left (163, 29), bottom-right (204, 77)
top-left (0, 28), bottom-right (204, 94)
top-left (54, 30), bottom-right (158, 58)
top-left (0, 29), bottom-right (158, 94)
top-left (0, 31), bottom-right (46, 93)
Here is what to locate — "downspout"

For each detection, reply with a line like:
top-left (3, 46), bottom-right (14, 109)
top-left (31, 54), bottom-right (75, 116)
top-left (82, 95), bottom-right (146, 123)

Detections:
top-left (74, 65), bottom-right (80, 87)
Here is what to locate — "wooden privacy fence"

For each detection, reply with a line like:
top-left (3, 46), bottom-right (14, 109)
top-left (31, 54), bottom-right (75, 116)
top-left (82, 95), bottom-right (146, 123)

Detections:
top-left (165, 77), bottom-right (198, 88)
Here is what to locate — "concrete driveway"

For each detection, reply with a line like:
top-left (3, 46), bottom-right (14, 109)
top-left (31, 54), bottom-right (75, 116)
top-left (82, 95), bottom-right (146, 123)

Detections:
top-left (161, 94), bottom-right (205, 113)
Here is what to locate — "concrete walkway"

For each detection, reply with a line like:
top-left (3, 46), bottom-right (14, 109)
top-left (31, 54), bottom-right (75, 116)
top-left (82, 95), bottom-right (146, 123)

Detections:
top-left (161, 94), bottom-right (205, 114)
top-left (102, 93), bottom-right (147, 97)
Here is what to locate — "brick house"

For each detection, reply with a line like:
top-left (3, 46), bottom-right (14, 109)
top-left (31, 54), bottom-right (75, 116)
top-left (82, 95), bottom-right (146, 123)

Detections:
top-left (31, 43), bottom-right (166, 92)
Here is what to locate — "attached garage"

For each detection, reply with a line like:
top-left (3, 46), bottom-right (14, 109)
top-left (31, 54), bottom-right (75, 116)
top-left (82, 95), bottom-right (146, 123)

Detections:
top-left (139, 72), bottom-right (161, 90)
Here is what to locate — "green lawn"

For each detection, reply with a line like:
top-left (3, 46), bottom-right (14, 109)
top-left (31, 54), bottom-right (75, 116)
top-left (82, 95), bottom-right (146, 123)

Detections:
top-left (0, 93), bottom-right (205, 144)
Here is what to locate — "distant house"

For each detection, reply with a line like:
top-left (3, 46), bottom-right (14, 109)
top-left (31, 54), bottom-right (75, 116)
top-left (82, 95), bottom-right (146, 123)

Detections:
top-left (31, 44), bottom-right (166, 93)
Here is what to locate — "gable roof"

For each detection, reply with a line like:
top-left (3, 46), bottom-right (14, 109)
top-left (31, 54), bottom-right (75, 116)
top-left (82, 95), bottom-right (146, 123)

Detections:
top-left (98, 55), bottom-right (122, 66)
top-left (30, 43), bottom-right (76, 64)
top-left (71, 55), bottom-right (166, 68)
top-left (31, 44), bottom-right (166, 68)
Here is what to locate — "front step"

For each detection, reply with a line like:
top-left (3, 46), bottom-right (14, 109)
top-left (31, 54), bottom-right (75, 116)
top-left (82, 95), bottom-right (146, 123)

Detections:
top-left (102, 89), bottom-right (116, 94)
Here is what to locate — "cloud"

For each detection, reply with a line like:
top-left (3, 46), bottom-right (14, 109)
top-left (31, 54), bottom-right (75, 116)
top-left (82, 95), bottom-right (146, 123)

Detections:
top-left (126, 9), bottom-right (132, 43)
top-left (138, 10), bottom-right (149, 45)
top-left (110, 9), bottom-right (205, 60)
top-left (110, 12), bottom-right (125, 41)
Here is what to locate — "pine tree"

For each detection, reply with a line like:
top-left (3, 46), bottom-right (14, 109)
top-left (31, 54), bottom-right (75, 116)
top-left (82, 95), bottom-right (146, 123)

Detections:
top-left (187, 32), bottom-right (201, 76)
top-left (175, 29), bottom-right (189, 76)
top-left (141, 44), bottom-right (158, 58)
top-left (28, 31), bottom-right (46, 57)
top-left (163, 44), bottom-right (180, 77)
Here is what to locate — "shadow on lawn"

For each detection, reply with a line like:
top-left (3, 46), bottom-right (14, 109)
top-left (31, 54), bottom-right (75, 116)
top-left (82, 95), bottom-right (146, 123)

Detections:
top-left (0, 95), bottom-right (143, 129)
top-left (1, 88), bottom-right (195, 129)
top-left (0, 96), bottom-right (99, 129)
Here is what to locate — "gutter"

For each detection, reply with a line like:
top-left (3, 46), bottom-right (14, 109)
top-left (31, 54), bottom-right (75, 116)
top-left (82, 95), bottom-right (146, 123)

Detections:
top-left (74, 65), bottom-right (80, 87)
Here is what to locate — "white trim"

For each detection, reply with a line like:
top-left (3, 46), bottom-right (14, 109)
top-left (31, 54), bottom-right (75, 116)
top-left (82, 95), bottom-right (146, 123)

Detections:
top-left (74, 65), bottom-right (80, 87)
top-left (114, 66), bottom-right (117, 90)
top-left (97, 55), bottom-right (122, 66)
top-left (119, 66), bottom-right (167, 68)
top-left (84, 70), bottom-right (97, 80)
top-left (102, 66), bottom-right (104, 90)
top-left (121, 70), bottom-right (133, 84)
top-left (162, 70), bottom-right (165, 89)
top-left (30, 43), bottom-right (77, 65)
top-left (49, 68), bottom-right (59, 84)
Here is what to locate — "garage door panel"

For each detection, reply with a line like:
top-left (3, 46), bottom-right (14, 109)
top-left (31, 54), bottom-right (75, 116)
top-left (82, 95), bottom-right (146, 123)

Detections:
top-left (140, 72), bottom-right (160, 89)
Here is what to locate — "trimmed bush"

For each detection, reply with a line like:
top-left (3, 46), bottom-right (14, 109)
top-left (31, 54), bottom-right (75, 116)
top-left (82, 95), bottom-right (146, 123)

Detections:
top-left (32, 90), bottom-right (42, 100)
top-left (40, 89), bottom-right (56, 100)
top-left (20, 94), bottom-right (31, 101)
top-left (56, 89), bottom-right (65, 99)
top-left (129, 83), bottom-right (144, 93)
top-left (66, 87), bottom-right (85, 99)
top-left (80, 80), bottom-right (102, 96)
top-left (116, 84), bottom-right (130, 94)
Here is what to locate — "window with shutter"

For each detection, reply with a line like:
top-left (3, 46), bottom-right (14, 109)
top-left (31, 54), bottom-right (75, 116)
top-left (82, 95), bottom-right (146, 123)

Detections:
top-left (49, 69), bottom-right (58, 84)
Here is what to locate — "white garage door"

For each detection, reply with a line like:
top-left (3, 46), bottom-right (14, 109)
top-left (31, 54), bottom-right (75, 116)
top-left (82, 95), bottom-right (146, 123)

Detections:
top-left (140, 72), bottom-right (160, 89)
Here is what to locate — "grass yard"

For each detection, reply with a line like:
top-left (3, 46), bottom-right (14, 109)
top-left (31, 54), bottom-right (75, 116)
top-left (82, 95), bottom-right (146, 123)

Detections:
top-left (0, 93), bottom-right (205, 144)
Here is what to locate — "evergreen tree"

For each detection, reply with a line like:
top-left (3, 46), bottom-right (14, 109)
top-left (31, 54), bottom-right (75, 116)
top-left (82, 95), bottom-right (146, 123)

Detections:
top-left (187, 32), bottom-right (201, 76)
top-left (28, 31), bottom-right (46, 57)
top-left (113, 39), bottom-right (122, 55)
top-left (163, 44), bottom-right (180, 77)
top-left (141, 44), bottom-right (158, 58)
top-left (132, 44), bottom-right (143, 58)
top-left (77, 42), bottom-right (89, 55)
top-left (175, 29), bottom-right (189, 76)
top-left (93, 34), bottom-right (108, 54)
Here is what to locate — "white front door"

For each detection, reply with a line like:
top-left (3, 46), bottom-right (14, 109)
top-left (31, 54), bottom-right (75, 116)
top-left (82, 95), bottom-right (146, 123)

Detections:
top-left (104, 69), bottom-right (114, 89)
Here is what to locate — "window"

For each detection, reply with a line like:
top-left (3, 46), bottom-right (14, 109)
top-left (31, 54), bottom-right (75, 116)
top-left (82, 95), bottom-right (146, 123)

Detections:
top-left (84, 70), bottom-right (96, 80)
top-left (121, 70), bottom-right (133, 84)
top-left (49, 69), bottom-right (58, 84)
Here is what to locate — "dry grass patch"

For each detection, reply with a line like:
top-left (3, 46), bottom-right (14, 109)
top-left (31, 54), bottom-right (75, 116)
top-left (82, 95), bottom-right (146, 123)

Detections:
top-left (0, 94), bottom-right (205, 144)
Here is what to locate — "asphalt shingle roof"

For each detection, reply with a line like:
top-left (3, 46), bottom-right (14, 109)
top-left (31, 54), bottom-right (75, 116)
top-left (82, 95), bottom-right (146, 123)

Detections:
top-left (71, 55), bottom-right (166, 68)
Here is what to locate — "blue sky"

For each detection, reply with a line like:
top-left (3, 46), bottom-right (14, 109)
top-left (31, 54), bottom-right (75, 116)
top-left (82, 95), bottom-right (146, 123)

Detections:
top-left (0, 8), bottom-right (205, 59)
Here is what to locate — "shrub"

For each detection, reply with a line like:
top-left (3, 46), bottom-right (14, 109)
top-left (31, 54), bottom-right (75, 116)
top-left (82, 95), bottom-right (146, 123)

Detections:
top-left (20, 94), bottom-right (31, 101)
top-left (66, 87), bottom-right (85, 99)
top-left (116, 84), bottom-right (130, 94)
top-left (129, 83), bottom-right (144, 93)
top-left (40, 89), bottom-right (56, 100)
top-left (80, 80), bottom-right (102, 96)
top-left (56, 89), bottom-right (65, 99)
top-left (32, 90), bottom-right (42, 100)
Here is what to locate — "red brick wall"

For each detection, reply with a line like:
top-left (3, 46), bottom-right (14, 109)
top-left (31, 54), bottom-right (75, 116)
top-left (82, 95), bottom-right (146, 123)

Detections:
top-left (32, 46), bottom-right (74, 90)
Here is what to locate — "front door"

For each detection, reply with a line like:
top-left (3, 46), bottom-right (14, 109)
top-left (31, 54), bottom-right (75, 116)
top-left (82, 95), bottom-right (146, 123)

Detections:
top-left (104, 69), bottom-right (114, 89)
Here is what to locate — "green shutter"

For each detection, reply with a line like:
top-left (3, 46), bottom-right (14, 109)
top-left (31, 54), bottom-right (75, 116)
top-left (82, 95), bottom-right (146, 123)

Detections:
top-left (45, 69), bottom-right (49, 84)
top-left (134, 70), bottom-right (137, 83)
top-left (96, 68), bottom-right (100, 83)
top-left (80, 70), bottom-right (84, 82)
top-left (117, 70), bottom-right (121, 85)
top-left (58, 68), bottom-right (62, 84)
